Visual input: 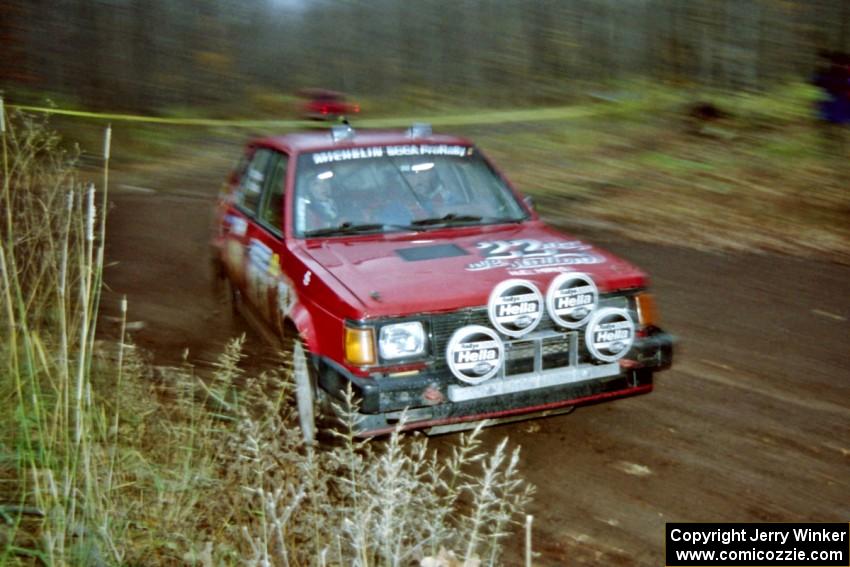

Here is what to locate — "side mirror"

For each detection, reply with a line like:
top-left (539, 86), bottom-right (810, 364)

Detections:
top-left (523, 195), bottom-right (535, 211)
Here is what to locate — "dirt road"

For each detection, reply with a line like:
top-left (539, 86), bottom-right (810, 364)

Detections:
top-left (493, 236), bottom-right (850, 565)
top-left (101, 148), bottom-right (850, 566)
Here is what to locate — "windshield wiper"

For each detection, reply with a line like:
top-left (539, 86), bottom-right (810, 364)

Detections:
top-left (305, 214), bottom-right (522, 236)
top-left (303, 222), bottom-right (418, 238)
top-left (303, 222), bottom-right (386, 237)
top-left (410, 214), bottom-right (523, 228)
top-left (410, 214), bottom-right (483, 227)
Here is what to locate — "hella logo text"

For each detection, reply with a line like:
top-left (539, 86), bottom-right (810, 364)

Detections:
top-left (556, 293), bottom-right (593, 309)
top-left (497, 302), bottom-right (538, 317)
top-left (455, 348), bottom-right (498, 364)
top-left (595, 329), bottom-right (631, 343)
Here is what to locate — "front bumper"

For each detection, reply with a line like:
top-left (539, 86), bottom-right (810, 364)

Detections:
top-left (318, 329), bottom-right (674, 436)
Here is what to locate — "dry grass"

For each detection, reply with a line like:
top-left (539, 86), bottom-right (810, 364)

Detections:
top-left (0, 106), bottom-right (533, 566)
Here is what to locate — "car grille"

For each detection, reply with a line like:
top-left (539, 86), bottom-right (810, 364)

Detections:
top-left (427, 294), bottom-right (633, 382)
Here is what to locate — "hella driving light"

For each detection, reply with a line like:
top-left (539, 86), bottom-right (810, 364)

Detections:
top-left (379, 322), bottom-right (426, 360)
top-left (487, 279), bottom-right (544, 337)
top-left (585, 308), bottom-right (635, 363)
top-left (446, 325), bottom-right (504, 384)
top-left (546, 272), bottom-right (598, 329)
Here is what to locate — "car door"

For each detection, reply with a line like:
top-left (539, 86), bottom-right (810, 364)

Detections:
top-left (220, 147), bottom-right (274, 295)
top-left (244, 149), bottom-right (293, 334)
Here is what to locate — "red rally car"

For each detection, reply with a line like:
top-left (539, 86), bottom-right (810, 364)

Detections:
top-left (298, 88), bottom-right (360, 121)
top-left (211, 124), bottom-right (673, 442)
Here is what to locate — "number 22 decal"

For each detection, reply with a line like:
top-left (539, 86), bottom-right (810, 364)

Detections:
top-left (477, 239), bottom-right (576, 260)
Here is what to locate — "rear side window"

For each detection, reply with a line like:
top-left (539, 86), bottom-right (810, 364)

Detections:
top-left (258, 153), bottom-right (288, 232)
top-left (236, 148), bottom-right (273, 215)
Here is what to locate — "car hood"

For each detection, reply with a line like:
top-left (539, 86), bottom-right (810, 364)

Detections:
top-left (300, 222), bottom-right (647, 318)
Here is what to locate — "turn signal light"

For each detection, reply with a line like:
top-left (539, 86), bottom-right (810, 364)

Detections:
top-left (635, 293), bottom-right (659, 327)
top-left (345, 326), bottom-right (376, 366)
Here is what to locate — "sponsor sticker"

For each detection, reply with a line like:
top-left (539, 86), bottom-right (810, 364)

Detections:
top-left (277, 280), bottom-right (294, 318)
top-left (246, 239), bottom-right (276, 320)
top-left (248, 239), bottom-right (273, 272)
top-left (584, 308), bottom-right (635, 363)
top-left (546, 272), bottom-right (598, 329)
top-left (488, 279), bottom-right (544, 337)
top-left (225, 215), bottom-right (248, 237)
top-left (268, 253), bottom-right (281, 277)
top-left (311, 144), bottom-right (470, 165)
top-left (466, 239), bottom-right (605, 272)
top-left (446, 325), bottom-right (504, 384)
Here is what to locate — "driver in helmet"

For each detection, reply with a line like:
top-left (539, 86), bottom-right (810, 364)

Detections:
top-left (303, 173), bottom-right (339, 230)
top-left (404, 163), bottom-right (453, 215)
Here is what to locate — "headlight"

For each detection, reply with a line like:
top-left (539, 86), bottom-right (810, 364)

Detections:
top-left (379, 322), bottom-right (426, 360)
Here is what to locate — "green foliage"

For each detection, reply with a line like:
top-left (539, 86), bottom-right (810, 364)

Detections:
top-left (636, 152), bottom-right (715, 174)
top-left (470, 82), bottom-right (849, 261)
top-left (707, 82), bottom-right (822, 123)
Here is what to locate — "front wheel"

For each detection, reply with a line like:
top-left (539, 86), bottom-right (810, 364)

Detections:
top-left (292, 339), bottom-right (317, 444)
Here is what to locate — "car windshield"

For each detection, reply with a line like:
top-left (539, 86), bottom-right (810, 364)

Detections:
top-left (293, 145), bottom-right (528, 237)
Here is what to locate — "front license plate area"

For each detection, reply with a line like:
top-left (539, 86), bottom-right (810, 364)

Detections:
top-left (447, 362), bottom-right (620, 403)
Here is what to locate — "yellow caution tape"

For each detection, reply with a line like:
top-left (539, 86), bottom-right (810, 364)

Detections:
top-left (7, 104), bottom-right (307, 127)
top-left (7, 102), bottom-right (623, 129)
top-left (359, 105), bottom-right (607, 128)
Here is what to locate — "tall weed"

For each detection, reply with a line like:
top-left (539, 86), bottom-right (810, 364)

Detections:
top-left (0, 102), bottom-right (120, 564)
top-left (0, 105), bottom-right (532, 565)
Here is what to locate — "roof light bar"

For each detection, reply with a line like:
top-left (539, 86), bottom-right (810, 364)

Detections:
top-left (331, 124), bottom-right (355, 142)
top-left (407, 123), bottom-right (432, 138)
